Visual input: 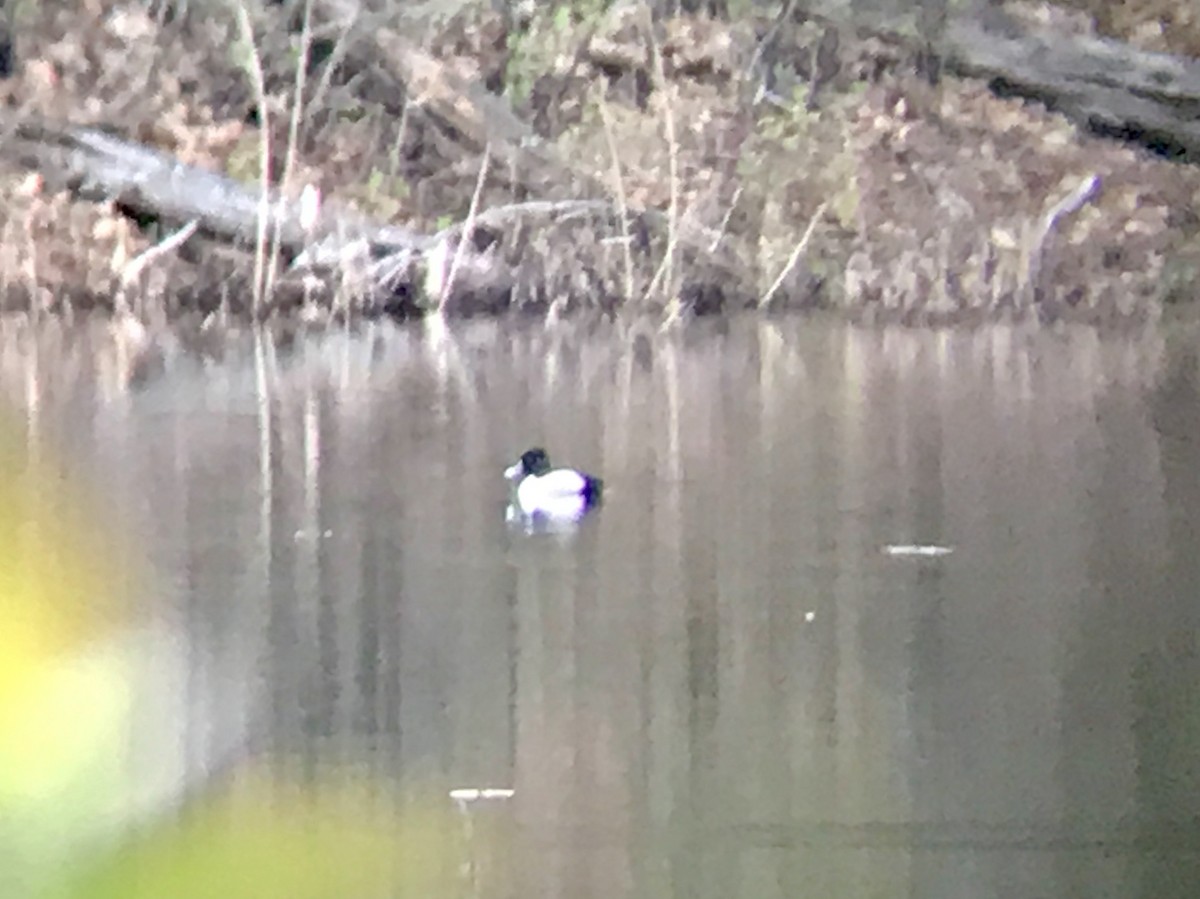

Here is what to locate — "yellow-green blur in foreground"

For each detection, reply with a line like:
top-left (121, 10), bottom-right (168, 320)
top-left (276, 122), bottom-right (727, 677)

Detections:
top-left (0, 420), bottom-right (140, 895)
top-left (48, 777), bottom-right (462, 899)
top-left (0, 419), bottom-right (465, 898)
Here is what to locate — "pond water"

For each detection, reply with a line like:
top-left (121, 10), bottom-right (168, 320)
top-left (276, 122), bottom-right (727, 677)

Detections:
top-left (4, 314), bottom-right (1200, 898)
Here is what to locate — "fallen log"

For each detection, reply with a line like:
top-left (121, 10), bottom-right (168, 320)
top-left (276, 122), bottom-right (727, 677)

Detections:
top-left (0, 109), bottom-right (450, 315)
top-left (0, 109), bottom-right (427, 259)
top-left (793, 0), bottom-right (1200, 162)
top-left (945, 7), bottom-right (1200, 160)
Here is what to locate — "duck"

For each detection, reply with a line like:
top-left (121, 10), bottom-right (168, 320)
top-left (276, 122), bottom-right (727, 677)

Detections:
top-left (504, 447), bottom-right (603, 524)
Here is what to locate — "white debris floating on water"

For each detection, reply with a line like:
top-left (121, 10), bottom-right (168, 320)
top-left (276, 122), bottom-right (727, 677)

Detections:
top-left (882, 544), bottom-right (955, 558)
top-left (449, 788), bottom-right (516, 803)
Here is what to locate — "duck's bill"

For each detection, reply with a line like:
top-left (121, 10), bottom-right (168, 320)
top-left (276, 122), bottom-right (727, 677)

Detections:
top-left (503, 461), bottom-right (523, 480)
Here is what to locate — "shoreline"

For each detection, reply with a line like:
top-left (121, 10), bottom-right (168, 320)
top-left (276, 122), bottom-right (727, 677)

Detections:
top-left (0, 3), bottom-right (1195, 328)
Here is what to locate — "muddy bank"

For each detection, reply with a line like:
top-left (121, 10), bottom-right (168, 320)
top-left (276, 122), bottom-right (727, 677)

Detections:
top-left (0, 1), bottom-right (1198, 327)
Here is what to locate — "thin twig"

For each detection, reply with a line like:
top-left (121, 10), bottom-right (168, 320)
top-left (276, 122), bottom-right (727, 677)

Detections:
top-left (119, 220), bottom-right (199, 287)
top-left (389, 100), bottom-right (414, 177)
top-left (743, 0), bottom-right (796, 81)
top-left (306, 17), bottom-right (357, 118)
top-left (709, 185), bottom-right (743, 254)
top-left (1023, 173), bottom-right (1101, 303)
top-left (759, 201), bottom-right (827, 309)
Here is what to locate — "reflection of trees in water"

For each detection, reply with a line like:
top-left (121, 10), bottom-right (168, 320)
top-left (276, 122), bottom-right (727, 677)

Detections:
top-left (0, 318), bottom-right (1187, 898)
top-left (1127, 338), bottom-right (1200, 897)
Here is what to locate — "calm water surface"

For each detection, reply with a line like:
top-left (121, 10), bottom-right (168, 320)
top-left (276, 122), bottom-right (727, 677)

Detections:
top-left (4, 315), bottom-right (1200, 898)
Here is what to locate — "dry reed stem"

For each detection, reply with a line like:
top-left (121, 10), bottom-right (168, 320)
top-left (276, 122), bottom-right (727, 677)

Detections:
top-left (270, 0), bottom-right (316, 304)
top-left (645, 25), bottom-right (680, 312)
top-left (596, 88), bottom-right (635, 302)
top-left (709, 185), bottom-right (743, 254)
top-left (232, 1), bottom-right (272, 314)
top-left (23, 209), bottom-right (39, 316)
top-left (441, 143), bottom-right (492, 313)
top-left (759, 201), bottom-right (827, 309)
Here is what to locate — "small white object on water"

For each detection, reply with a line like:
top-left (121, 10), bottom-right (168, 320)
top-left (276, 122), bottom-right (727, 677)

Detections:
top-left (804, 611), bottom-right (815, 623)
top-left (449, 788), bottom-right (515, 803)
top-left (882, 544), bottom-right (955, 558)
top-left (292, 529), bottom-right (335, 541)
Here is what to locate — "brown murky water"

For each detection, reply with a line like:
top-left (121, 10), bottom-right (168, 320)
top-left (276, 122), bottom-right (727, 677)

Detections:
top-left (3, 315), bottom-right (1200, 898)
